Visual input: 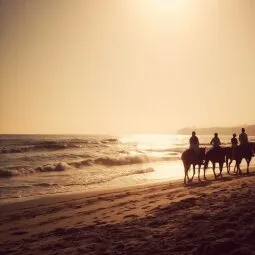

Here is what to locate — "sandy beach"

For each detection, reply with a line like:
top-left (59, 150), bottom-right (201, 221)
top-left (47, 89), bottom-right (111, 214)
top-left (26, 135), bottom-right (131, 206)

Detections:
top-left (1, 170), bottom-right (255, 255)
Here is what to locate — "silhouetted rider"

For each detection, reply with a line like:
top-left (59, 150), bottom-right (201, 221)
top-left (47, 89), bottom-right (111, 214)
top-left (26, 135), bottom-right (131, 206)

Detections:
top-left (231, 133), bottom-right (238, 158)
top-left (210, 133), bottom-right (221, 149)
top-left (239, 128), bottom-right (248, 146)
top-left (189, 131), bottom-right (199, 153)
top-left (231, 133), bottom-right (238, 148)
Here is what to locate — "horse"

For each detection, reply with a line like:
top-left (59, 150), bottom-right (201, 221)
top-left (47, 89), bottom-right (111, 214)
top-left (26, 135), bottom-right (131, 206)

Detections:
top-left (204, 147), bottom-right (226, 179)
top-left (219, 143), bottom-right (254, 175)
top-left (181, 148), bottom-right (206, 184)
top-left (234, 143), bottom-right (254, 175)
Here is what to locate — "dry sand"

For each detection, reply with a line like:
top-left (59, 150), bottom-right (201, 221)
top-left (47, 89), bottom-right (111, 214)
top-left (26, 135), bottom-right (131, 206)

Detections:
top-left (0, 172), bottom-right (255, 255)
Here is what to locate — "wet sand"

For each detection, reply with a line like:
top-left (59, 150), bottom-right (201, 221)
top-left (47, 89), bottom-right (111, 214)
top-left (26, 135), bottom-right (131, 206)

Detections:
top-left (0, 170), bottom-right (255, 255)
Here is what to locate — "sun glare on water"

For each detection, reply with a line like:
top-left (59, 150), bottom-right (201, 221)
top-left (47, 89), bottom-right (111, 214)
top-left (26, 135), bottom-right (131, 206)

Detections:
top-left (120, 134), bottom-right (182, 151)
top-left (119, 134), bottom-right (187, 181)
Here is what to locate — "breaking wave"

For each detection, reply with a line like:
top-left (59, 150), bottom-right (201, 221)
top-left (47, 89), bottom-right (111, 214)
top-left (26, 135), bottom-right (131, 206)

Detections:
top-left (69, 154), bottom-right (178, 168)
top-left (0, 154), bottom-right (177, 178)
top-left (0, 137), bottom-right (120, 154)
top-left (0, 168), bottom-right (36, 177)
top-left (0, 162), bottom-right (71, 178)
top-left (0, 142), bottom-right (83, 154)
top-left (100, 138), bottom-right (119, 144)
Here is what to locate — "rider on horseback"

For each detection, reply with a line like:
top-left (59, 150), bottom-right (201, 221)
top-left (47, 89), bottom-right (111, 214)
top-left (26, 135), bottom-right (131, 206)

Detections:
top-left (189, 131), bottom-right (199, 154)
top-left (231, 133), bottom-right (238, 158)
top-left (239, 128), bottom-right (248, 146)
top-left (210, 133), bottom-right (221, 149)
top-left (238, 128), bottom-right (254, 157)
top-left (231, 133), bottom-right (238, 147)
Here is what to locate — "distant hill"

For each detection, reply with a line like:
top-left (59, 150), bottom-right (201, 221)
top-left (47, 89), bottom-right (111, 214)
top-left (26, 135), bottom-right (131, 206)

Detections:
top-left (178, 125), bottom-right (255, 136)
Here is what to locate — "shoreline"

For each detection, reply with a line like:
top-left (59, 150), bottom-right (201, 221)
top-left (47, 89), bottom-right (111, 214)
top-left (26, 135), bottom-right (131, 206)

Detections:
top-left (0, 176), bottom-right (184, 208)
top-left (1, 165), bottom-right (255, 207)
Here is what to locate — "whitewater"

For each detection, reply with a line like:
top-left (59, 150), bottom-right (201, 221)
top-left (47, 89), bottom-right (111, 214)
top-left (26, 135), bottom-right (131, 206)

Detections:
top-left (1, 134), bottom-right (254, 202)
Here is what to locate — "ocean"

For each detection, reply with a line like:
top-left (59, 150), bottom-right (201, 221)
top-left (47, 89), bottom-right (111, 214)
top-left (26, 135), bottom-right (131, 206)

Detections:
top-left (1, 134), bottom-right (254, 203)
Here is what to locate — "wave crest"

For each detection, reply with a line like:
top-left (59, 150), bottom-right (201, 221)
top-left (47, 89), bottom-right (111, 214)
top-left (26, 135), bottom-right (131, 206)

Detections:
top-left (0, 153), bottom-right (176, 178)
top-left (36, 162), bottom-right (71, 172)
top-left (94, 155), bottom-right (151, 166)
top-left (0, 168), bottom-right (35, 177)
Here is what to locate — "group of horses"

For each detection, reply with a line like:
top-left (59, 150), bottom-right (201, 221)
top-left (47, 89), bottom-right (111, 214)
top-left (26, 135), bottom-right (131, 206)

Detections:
top-left (181, 142), bottom-right (255, 185)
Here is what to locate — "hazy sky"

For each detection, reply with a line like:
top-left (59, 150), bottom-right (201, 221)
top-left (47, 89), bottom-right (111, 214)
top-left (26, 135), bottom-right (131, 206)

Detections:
top-left (1, 0), bottom-right (255, 134)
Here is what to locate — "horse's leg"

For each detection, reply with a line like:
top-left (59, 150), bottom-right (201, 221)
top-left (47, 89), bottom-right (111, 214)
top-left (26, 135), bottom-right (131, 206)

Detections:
top-left (216, 162), bottom-right (222, 178)
top-left (219, 162), bottom-right (223, 177)
top-left (185, 165), bottom-right (190, 184)
top-left (187, 166), bottom-right (192, 182)
top-left (235, 157), bottom-right (241, 174)
top-left (235, 162), bottom-right (239, 175)
top-left (236, 161), bottom-right (242, 175)
top-left (239, 164), bottom-right (242, 175)
top-left (184, 167), bottom-right (188, 185)
top-left (212, 162), bottom-right (216, 179)
top-left (184, 164), bottom-right (191, 184)
top-left (246, 158), bottom-right (251, 174)
top-left (198, 164), bottom-right (201, 181)
top-left (192, 164), bottom-right (196, 181)
top-left (226, 157), bottom-right (229, 174)
top-left (203, 160), bottom-right (208, 180)
top-left (228, 159), bottom-right (233, 174)
top-left (239, 158), bottom-right (243, 175)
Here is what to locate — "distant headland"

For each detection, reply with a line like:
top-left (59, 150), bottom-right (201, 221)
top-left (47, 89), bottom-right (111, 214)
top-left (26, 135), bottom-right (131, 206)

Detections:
top-left (178, 125), bottom-right (255, 136)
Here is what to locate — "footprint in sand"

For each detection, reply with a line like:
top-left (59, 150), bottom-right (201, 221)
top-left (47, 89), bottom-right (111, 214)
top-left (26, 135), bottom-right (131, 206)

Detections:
top-left (11, 231), bottom-right (28, 236)
top-left (123, 214), bottom-right (138, 219)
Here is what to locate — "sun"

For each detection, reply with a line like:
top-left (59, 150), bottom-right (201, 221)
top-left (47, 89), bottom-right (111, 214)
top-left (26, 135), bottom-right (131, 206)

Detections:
top-left (150, 0), bottom-right (187, 12)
